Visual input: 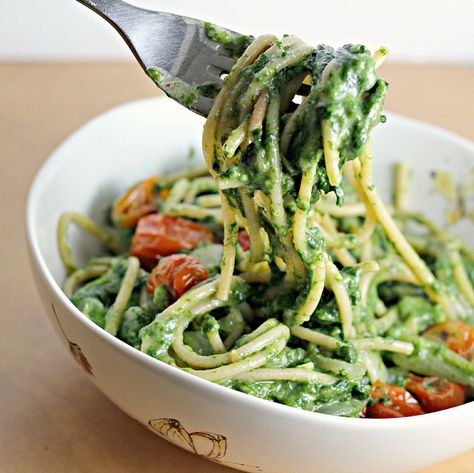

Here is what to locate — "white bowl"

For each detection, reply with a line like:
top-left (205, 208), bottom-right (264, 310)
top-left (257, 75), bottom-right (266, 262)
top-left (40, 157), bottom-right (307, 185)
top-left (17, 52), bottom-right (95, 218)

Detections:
top-left (26, 97), bottom-right (474, 473)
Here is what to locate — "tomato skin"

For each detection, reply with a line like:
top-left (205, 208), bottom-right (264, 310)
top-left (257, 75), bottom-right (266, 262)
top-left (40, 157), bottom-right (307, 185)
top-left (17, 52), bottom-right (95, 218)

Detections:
top-left (131, 214), bottom-right (214, 268)
top-left (112, 177), bottom-right (161, 228)
top-left (406, 375), bottom-right (466, 413)
top-left (365, 380), bottom-right (424, 418)
top-left (365, 402), bottom-right (407, 418)
top-left (238, 230), bottom-right (251, 251)
top-left (423, 321), bottom-right (474, 359)
top-left (147, 254), bottom-right (208, 298)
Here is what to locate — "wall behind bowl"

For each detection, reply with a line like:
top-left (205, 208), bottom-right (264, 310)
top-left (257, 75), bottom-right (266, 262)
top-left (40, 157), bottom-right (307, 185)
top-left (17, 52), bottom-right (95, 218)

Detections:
top-left (1, 0), bottom-right (473, 63)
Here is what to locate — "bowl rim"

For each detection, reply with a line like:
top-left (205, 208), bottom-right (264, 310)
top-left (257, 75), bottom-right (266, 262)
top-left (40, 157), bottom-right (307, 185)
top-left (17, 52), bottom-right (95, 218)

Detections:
top-left (25, 96), bottom-right (474, 429)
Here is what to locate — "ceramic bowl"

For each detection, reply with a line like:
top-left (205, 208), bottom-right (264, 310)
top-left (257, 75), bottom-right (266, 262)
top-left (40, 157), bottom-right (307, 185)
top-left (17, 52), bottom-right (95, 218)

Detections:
top-left (26, 97), bottom-right (474, 473)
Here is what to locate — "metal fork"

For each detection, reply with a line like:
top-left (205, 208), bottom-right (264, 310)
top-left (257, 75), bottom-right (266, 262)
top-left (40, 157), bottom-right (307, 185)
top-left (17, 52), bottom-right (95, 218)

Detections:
top-left (76, 0), bottom-right (251, 116)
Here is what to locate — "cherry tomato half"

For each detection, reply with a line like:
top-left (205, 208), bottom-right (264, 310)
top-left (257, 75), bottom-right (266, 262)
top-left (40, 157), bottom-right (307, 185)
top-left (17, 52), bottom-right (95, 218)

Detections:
top-left (238, 230), bottom-right (251, 251)
top-left (112, 177), bottom-right (169, 228)
top-left (131, 214), bottom-right (214, 268)
top-left (365, 380), bottom-right (424, 418)
top-left (147, 254), bottom-right (208, 299)
top-left (405, 374), bottom-right (466, 413)
top-left (423, 321), bottom-right (474, 359)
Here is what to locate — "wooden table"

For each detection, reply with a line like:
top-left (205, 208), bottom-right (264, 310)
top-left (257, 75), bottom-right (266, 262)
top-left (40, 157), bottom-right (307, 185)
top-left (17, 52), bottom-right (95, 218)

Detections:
top-left (1, 63), bottom-right (473, 473)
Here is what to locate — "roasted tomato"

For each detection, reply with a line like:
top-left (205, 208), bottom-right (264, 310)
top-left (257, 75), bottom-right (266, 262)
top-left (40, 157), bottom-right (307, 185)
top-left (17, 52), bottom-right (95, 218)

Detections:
top-left (423, 321), bottom-right (474, 359)
top-left (147, 254), bottom-right (208, 299)
top-left (238, 230), bottom-right (251, 251)
top-left (112, 177), bottom-right (169, 228)
top-left (405, 375), bottom-right (467, 412)
top-left (131, 214), bottom-right (214, 268)
top-left (365, 380), bottom-right (424, 418)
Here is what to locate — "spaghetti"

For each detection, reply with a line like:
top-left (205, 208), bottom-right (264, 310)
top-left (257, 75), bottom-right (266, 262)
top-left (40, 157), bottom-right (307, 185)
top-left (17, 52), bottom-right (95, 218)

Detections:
top-left (58, 34), bottom-right (474, 417)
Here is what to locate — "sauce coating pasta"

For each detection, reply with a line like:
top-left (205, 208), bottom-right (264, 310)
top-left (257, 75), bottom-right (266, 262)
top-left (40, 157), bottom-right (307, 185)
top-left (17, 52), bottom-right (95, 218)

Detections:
top-left (58, 33), bottom-right (474, 417)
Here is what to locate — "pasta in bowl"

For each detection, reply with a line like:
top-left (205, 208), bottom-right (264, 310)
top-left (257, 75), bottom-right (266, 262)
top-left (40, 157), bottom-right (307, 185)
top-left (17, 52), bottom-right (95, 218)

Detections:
top-left (27, 34), bottom-right (473, 473)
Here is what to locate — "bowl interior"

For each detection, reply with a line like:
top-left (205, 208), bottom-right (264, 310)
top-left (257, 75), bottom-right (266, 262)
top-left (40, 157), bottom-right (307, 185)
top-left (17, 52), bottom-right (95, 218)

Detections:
top-left (28, 96), bottom-right (473, 289)
top-left (29, 98), bottom-right (204, 284)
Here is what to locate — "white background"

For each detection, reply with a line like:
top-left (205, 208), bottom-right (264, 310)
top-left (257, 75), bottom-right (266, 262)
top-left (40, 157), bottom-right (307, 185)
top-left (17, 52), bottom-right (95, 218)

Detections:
top-left (1, 0), bottom-right (473, 63)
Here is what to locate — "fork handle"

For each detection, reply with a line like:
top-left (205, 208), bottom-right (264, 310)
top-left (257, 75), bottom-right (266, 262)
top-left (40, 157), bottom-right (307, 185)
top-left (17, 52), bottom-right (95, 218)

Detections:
top-left (76, 0), bottom-right (141, 24)
top-left (76, 0), bottom-right (164, 74)
top-left (75, 0), bottom-right (219, 116)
